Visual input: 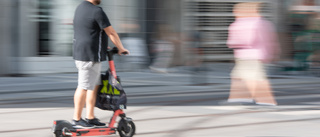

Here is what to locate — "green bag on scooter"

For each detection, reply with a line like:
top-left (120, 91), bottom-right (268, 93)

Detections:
top-left (96, 70), bottom-right (127, 110)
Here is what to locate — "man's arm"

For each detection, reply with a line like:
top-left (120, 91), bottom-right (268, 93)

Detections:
top-left (104, 26), bottom-right (129, 55)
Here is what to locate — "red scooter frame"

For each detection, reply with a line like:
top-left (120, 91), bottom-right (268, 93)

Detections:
top-left (52, 47), bottom-right (135, 137)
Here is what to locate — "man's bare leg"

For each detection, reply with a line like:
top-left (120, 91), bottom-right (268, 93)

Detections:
top-left (86, 85), bottom-right (100, 119)
top-left (73, 88), bottom-right (87, 120)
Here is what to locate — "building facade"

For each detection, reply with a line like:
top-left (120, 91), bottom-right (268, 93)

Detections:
top-left (1, 0), bottom-right (316, 75)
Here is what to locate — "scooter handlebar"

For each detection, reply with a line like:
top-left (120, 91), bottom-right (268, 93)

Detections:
top-left (121, 51), bottom-right (129, 55)
top-left (109, 47), bottom-right (128, 55)
top-left (109, 47), bottom-right (119, 54)
top-left (107, 47), bottom-right (128, 61)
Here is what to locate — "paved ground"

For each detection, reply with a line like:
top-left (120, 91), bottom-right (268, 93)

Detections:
top-left (0, 63), bottom-right (320, 137)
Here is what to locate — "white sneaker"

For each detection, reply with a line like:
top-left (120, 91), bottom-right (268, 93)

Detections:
top-left (227, 98), bottom-right (255, 103)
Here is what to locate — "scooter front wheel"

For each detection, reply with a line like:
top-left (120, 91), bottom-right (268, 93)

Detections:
top-left (117, 119), bottom-right (136, 137)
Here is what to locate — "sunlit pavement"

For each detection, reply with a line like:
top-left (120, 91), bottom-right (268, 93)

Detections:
top-left (0, 106), bottom-right (320, 137)
top-left (0, 63), bottom-right (320, 137)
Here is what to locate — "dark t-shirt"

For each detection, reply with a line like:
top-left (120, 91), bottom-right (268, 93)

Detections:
top-left (73, 1), bottom-right (111, 62)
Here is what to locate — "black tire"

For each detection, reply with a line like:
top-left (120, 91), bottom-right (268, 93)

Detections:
top-left (53, 121), bottom-right (73, 137)
top-left (117, 119), bottom-right (136, 137)
top-left (53, 131), bottom-right (65, 137)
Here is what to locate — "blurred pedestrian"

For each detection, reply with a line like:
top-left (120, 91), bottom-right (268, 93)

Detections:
top-left (185, 30), bottom-right (207, 84)
top-left (226, 2), bottom-right (280, 106)
top-left (72, 0), bottom-right (129, 128)
top-left (149, 24), bottom-right (174, 73)
top-left (186, 30), bottom-right (203, 69)
top-left (121, 21), bottom-right (148, 71)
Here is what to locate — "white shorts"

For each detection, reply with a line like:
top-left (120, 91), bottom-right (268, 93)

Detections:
top-left (231, 59), bottom-right (267, 81)
top-left (75, 60), bottom-right (101, 90)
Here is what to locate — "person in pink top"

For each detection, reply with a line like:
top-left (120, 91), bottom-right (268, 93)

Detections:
top-left (226, 2), bottom-right (280, 106)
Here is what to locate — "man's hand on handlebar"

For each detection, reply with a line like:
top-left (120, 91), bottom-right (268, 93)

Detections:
top-left (118, 48), bottom-right (130, 55)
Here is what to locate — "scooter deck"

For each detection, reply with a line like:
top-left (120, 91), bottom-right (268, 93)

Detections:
top-left (72, 125), bottom-right (110, 129)
top-left (64, 126), bottom-right (117, 136)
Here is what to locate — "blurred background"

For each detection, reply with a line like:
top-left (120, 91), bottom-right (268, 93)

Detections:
top-left (1, 1), bottom-right (320, 137)
top-left (0, 0), bottom-right (319, 76)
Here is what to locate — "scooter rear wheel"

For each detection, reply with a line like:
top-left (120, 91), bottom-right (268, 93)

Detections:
top-left (53, 131), bottom-right (66, 137)
top-left (117, 119), bottom-right (136, 137)
top-left (53, 121), bottom-right (73, 137)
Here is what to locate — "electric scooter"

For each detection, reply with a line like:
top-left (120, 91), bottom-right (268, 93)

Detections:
top-left (52, 47), bottom-right (135, 137)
